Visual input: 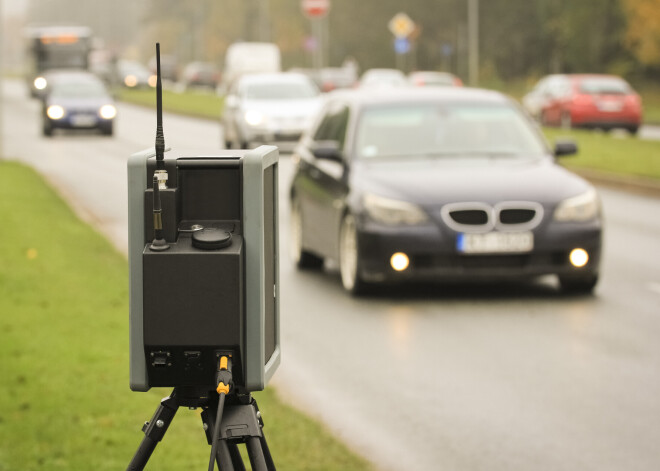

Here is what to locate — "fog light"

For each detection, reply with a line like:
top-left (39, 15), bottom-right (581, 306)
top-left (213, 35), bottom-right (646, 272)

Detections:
top-left (569, 248), bottom-right (589, 268)
top-left (390, 252), bottom-right (409, 272)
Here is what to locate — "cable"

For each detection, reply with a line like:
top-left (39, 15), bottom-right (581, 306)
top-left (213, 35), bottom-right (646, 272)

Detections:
top-left (208, 392), bottom-right (226, 471)
top-left (208, 356), bottom-right (233, 471)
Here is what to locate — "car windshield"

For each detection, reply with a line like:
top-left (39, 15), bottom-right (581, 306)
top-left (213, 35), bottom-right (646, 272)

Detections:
top-left (579, 78), bottom-right (630, 95)
top-left (245, 81), bottom-right (318, 100)
top-left (355, 103), bottom-right (547, 160)
top-left (51, 80), bottom-right (108, 98)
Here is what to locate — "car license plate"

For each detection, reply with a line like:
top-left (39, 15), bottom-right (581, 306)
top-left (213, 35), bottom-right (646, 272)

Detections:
top-left (597, 101), bottom-right (622, 112)
top-left (70, 114), bottom-right (96, 127)
top-left (457, 231), bottom-right (534, 254)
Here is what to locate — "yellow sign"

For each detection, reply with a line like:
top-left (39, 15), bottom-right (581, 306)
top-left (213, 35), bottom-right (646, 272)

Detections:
top-left (388, 12), bottom-right (415, 38)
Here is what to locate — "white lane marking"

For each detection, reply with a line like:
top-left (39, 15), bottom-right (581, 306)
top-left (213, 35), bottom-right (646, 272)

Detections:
top-left (647, 282), bottom-right (660, 295)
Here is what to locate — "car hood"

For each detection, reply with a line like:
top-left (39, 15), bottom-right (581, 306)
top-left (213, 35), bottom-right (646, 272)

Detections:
top-left (352, 155), bottom-right (592, 208)
top-left (241, 98), bottom-right (322, 118)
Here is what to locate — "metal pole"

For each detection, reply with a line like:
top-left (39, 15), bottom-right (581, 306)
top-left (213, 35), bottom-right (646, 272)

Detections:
top-left (468, 0), bottom-right (479, 86)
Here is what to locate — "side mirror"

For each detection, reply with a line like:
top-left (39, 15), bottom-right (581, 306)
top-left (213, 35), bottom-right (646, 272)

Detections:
top-left (554, 139), bottom-right (578, 157)
top-left (311, 140), bottom-right (343, 162)
top-left (225, 95), bottom-right (239, 109)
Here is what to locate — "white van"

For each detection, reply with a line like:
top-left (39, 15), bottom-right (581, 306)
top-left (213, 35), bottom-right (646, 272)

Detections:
top-left (222, 42), bottom-right (281, 89)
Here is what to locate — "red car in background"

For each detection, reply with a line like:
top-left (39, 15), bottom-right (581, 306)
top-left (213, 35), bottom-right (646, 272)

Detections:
top-left (524, 74), bottom-right (642, 134)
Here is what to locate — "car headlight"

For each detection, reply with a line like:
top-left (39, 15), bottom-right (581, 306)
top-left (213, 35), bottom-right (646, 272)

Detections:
top-left (124, 75), bottom-right (138, 87)
top-left (99, 104), bottom-right (117, 120)
top-left (34, 77), bottom-right (47, 90)
top-left (46, 105), bottom-right (65, 120)
top-left (244, 110), bottom-right (265, 126)
top-left (148, 75), bottom-right (157, 87)
top-left (363, 193), bottom-right (428, 225)
top-left (554, 188), bottom-right (600, 222)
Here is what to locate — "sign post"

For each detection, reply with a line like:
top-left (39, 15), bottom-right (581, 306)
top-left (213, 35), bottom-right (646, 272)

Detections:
top-left (301, 0), bottom-right (330, 70)
top-left (388, 12), bottom-right (416, 72)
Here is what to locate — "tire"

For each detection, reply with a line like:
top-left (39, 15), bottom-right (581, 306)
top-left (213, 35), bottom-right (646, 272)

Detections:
top-left (627, 125), bottom-right (639, 136)
top-left (43, 119), bottom-right (53, 137)
top-left (339, 213), bottom-right (369, 295)
top-left (290, 199), bottom-right (324, 269)
top-left (101, 123), bottom-right (113, 136)
top-left (558, 274), bottom-right (598, 294)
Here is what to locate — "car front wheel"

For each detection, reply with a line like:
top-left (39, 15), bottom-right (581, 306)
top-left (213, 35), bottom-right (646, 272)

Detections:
top-left (339, 213), bottom-right (368, 295)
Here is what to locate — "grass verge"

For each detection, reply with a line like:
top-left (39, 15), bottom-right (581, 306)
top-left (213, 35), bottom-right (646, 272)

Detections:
top-left (542, 127), bottom-right (660, 181)
top-left (116, 87), bottom-right (224, 120)
top-left (0, 160), bottom-right (371, 471)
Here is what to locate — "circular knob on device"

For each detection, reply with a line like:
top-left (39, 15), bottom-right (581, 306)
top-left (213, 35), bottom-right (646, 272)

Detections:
top-left (192, 227), bottom-right (232, 250)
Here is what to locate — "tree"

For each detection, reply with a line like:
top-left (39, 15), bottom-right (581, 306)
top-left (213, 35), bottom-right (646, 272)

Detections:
top-left (622, 0), bottom-right (660, 67)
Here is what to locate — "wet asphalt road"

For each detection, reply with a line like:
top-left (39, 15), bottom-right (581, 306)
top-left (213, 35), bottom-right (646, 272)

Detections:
top-left (3, 80), bottom-right (660, 470)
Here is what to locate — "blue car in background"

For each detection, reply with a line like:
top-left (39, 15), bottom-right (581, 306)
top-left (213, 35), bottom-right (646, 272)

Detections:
top-left (42, 71), bottom-right (116, 137)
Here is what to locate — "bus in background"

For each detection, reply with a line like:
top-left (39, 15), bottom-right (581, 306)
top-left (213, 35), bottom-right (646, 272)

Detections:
top-left (25, 25), bottom-right (93, 98)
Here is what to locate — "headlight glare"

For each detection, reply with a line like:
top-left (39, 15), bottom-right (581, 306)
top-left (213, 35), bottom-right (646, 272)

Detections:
top-left (554, 188), bottom-right (600, 222)
top-left (124, 75), bottom-right (138, 87)
top-left (46, 105), bottom-right (65, 120)
top-left (99, 104), bottom-right (117, 120)
top-left (244, 110), bottom-right (264, 126)
top-left (34, 77), bottom-right (47, 90)
top-left (363, 193), bottom-right (428, 225)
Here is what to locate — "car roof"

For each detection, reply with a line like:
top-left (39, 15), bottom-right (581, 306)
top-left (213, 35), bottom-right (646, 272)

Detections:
top-left (325, 86), bottom-right (511, 107)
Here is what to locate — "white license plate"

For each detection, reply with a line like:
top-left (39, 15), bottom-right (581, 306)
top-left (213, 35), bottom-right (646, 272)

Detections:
top-left (597, 101), bottom-right (622, 112)
top-left (457, 231), bottom-right (534, 254)
top-left (70, 114), bottom-right (97, 127)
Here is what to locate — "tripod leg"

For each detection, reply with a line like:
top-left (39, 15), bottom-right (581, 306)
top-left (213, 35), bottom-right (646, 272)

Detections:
top-left (228, 442), bottom-right (246, 471)
top-left (246, 437), bottom-right (269, 471)
top-left (127, 394), bottom-right (178, 471)
top-left (215, 439), bottom-right (235, 471)
top-left (259, 434), bottom-right (276, 471)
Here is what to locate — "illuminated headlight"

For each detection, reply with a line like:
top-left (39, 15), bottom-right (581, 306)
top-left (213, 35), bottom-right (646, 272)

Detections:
top-left (363, 193), bottom-right (428, 225)
top-left (34, 77), bottom-right (47, 90)
top-left (569, 248), bottom-right (589, 268)
top-left (390, 252), bottom-right (410, 271)
top-left (244, 110), bottom-right (265, 126)
top-left (99, 105), bottom-right (117, 120)
top-left (124, 75), bottom-right (138, 87)
top-left (46, 105), bottom-right (65, 120)
top-left (554, 188), bottom-right (600, 222)
top-left (148, 75), bottom-right (157, 87)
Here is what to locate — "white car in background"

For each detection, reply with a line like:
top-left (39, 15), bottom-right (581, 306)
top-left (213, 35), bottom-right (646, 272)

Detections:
top-left (222, 72), bottom-right (323, 150)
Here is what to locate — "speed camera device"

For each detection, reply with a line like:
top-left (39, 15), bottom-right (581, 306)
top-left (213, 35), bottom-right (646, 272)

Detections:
top-left (127, 48), bottom-right (280, 394)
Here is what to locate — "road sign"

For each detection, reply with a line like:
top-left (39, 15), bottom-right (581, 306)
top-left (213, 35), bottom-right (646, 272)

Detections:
top-left (302, 0), bottom-right (330, 18)
top-left (388, 12), bottom-right (415, 39)
top-left (394, 37), bottom-right (411, 55)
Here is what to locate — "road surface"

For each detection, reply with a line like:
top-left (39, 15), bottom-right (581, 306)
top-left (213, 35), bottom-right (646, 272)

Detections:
top-left (3, 80), bottom-right (660, 471)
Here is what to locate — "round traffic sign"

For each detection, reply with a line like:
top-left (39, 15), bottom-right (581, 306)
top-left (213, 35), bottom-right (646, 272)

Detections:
top-left (302, 0), bottom-right (330, 18)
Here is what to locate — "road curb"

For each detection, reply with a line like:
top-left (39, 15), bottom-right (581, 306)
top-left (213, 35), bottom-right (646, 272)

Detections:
top-left (570, 167), bottom-right (660, 198)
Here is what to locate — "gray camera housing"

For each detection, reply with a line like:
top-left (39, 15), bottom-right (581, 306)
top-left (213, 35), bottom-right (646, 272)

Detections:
top-left (128, 145), bottom-right (280, 392)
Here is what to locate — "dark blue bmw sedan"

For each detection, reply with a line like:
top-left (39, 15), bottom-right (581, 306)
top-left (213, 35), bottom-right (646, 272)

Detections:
top-left (289, 87), bottom-right (602, 295)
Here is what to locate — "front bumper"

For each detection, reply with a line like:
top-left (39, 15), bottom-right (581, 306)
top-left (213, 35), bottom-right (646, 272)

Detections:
top-left (356, 219), bottom-right (602, 282)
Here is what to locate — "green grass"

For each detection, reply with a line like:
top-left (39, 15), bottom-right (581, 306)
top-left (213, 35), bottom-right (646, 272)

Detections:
top-left (0, 160), bottom-right (371, 471)
top-left (542, 127), bottom-right (660, 181)
top-left (116, 87), bottom-right (224, 121)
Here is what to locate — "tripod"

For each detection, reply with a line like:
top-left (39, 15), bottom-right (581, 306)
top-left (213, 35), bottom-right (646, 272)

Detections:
top-left (127, 386), bottom-right (276, 471)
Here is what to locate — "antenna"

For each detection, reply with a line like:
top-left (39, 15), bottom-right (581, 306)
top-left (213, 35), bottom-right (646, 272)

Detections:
top-left (155, 43), bottom-right (165, 171)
